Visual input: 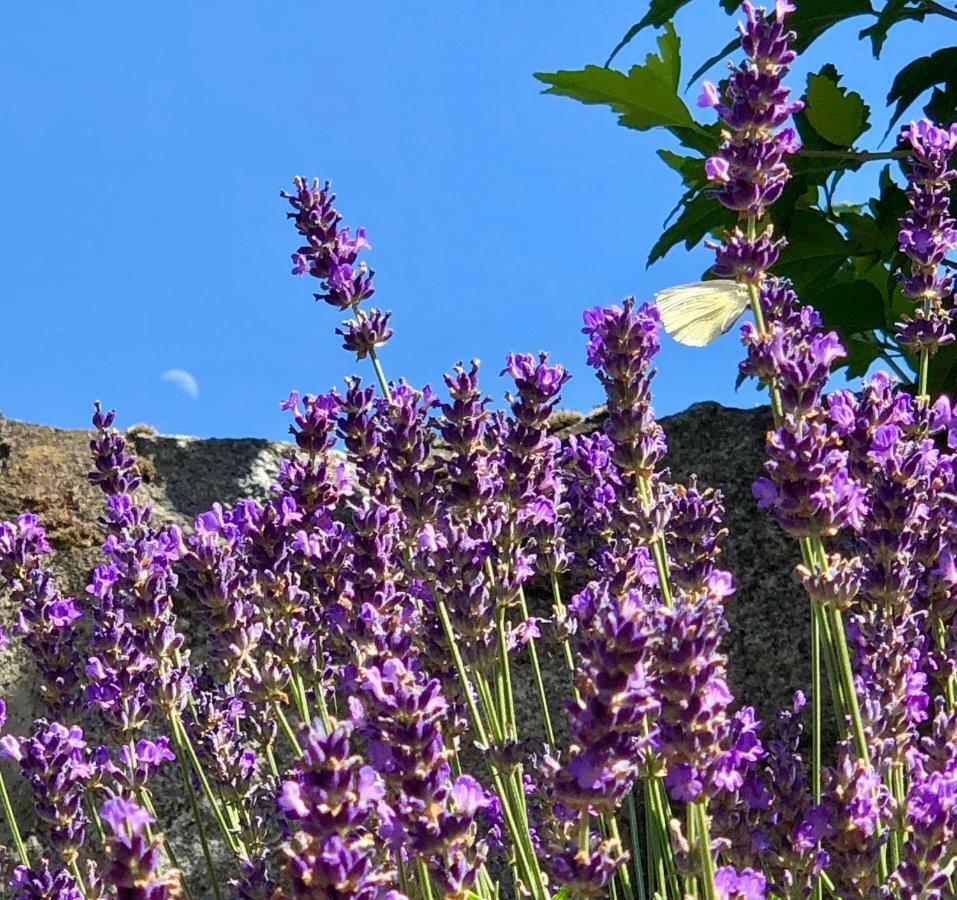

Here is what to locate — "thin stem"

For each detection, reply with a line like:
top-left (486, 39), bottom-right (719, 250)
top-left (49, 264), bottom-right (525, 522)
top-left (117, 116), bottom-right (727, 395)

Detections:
top-left (139, 788), bottom-right (196, 900)
top-left (264, 740), bottom-right (281, 779)
top-left (170, 713), bottom-right (245, 860)
top-left (935, 618), bottom-right (956, 710)
top-left (627, 794), bottom-right (649, 900)
top-left (826, 605), bottom-right (871, 766)
top-left (922, 0), bottom-right (957, 22)
top-left (693, 804), bottom-right (717, 900)
top-left (435, 598), bottom-right (546, 900)
top-left (606, 815), bottom-right (635, 900)
top-left (517, 586), bottom-right (556, 744)
top-left (919, 347), bottom-right (930, 400)
top-left (638, 475), bottom-right (674, 609)
top-left (351, 301), bottom-right (393, 401)
top-left (0, 766), bottom-right (28, 867)
top-left (798, 149), bottom-right (908, 161)
top-left (274, 703), bottom-right (304, 757)
top-left (550, 572), bottom-right (579, 688)
top-left (416, 858), bottom-right (436, 900)
top-left (172, 723), bottom-right (224, 900)
top-left (290, 671), bottom-right (312, 725)
top-left (69, 859), bottom-right (87, 898)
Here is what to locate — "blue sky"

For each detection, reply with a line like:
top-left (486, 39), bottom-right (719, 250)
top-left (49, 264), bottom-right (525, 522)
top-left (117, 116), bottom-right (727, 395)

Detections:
top-left (0, 2), bottom-right (932, 439)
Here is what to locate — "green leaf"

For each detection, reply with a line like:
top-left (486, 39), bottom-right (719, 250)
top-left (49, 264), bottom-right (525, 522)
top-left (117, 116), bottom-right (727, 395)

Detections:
top-left (688, 0), bottom-right (873, 86)
top-left (844, 335), bottom-right (881, 379)
top-left (811, 280), bottom-right (885, 337)
top-left (775, 210), bottom-right (849, 294)
top-left (886, 46), bottom-right (957, 133)
top-left (925, 82), bottom-right (957, 127)
top-left (928, 343), bottom-right (957, 395)
top-left (787, 0), bottom-right (874, 51)
top-left (604, 0), bottom-right (695, 67)
top-left (536, 25), bottom-right (714, 153)
top-left (657, 150), bottom-right (708, 190)
top-left (803, 66), bottom-right (871, 147)
top-left (859, 0), bottom-right (926, 58)
top-left (646, 192), bottom-right (732, 266)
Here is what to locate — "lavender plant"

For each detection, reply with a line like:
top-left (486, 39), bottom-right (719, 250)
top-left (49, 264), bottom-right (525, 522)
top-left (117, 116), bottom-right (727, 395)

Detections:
top-left (2, 4), bottom-right (957, 899)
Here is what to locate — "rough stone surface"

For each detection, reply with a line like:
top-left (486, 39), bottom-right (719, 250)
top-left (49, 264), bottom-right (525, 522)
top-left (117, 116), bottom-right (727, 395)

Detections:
top-left (0, 402), bottom-right (808, 888)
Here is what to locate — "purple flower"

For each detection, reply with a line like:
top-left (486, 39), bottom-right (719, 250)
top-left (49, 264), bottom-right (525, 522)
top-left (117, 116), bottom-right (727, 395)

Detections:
top-left (714, 865), bottom-right (767, 899)
top-left (700, 2), bottom-right (801, 221)
top-left (282, 177), bottom-right (375, 310)
top-left (582, 299), bottom-right (666, 482)
top-left (895, 119), bottom-right (957, 357)
top-left (0, 515), bottom-right (83, 717)
top-left (10, 863), bottom-right (85, 900)
top-left (337, 307), bottom-right (394, 361)
top-left (2, 720), bottom-right (98, 864)
top-left (278, 722), bottom-right (401, 898)
top-left (101, 797), bottom-right (181, 898)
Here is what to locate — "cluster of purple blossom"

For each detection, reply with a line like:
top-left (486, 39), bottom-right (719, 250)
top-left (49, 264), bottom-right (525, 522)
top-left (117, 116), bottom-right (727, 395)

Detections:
top-left (1, 3), bottom-right (957, 899)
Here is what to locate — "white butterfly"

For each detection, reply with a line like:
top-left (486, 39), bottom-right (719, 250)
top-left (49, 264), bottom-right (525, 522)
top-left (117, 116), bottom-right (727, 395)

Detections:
top-left (654, 280), bottom-right (750, 347)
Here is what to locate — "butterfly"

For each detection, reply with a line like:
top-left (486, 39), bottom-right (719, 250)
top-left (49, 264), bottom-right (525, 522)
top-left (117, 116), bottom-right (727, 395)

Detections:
top-left (654, 280), bottom-right (750, 347)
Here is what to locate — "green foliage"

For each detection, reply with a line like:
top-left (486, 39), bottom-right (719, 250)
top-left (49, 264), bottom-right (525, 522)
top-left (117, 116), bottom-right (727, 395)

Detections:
top-left (535, 25), bottom-right (715, 154)
top-left (887, 46), bottom-right (957, 133)
top-left (537, 0), bottom-right (957, 390)
top-left (803, 67), bottom-right (871, 148)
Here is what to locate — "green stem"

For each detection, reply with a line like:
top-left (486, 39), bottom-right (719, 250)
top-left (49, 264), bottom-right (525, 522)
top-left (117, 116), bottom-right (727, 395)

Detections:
top-left (517, 586), bottom-right (556, 744)
top-left (351, 301), bottom-right (392, 401)
top-left (275, 702), bottom-right (304, 757)
top-left (172, 723), bottom-right (224, 900)
top-left (606, 815), bottom-right (636, 900)
top-left (69, 859), bottom-right (87, 898)
top-left (550, 572), bottom-right (579, 688)
top-left (627, 794), bottom-right (648, 900)
top-left (434, 599), bottom-right (546, 900)
top-left (826, 604), bottom-right (871, 766)
top-left (935, 618), bottom-right (956, 710)
top-left (798, 149), bottom-right (908, 162)
top-left (693, 804), bottom-right (717, 900)
top-left (139, 788), bottom-right (195, 900)
top-left (290, 671), bottom-right (312, 725)
top-left (0, 766), bottom-right (28, 867)
top-left (264, 740), bottom-right (280, 779)
top-left (416, 858), bottom-right (436, 900)
top-left (170, 713), bottom-right (245, 860)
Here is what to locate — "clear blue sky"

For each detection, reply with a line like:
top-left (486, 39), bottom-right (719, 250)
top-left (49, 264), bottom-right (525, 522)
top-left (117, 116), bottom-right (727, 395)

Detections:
top-left (0, 2), bottom-right (932, 439)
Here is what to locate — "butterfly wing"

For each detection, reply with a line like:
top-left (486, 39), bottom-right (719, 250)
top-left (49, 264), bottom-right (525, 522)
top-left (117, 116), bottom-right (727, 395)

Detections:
top-left (654, 281), bottom-right (750, 347)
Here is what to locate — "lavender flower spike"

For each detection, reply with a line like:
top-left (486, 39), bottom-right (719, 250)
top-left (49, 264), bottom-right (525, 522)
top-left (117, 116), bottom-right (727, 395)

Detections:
top-left (896, 119), bottom-right (957, 362)
top-left (100, 796), bottom-right (181, 899)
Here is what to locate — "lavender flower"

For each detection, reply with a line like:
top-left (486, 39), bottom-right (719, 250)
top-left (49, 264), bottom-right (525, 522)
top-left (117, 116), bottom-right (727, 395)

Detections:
top-left (699, 1), bottom-right (802, 220)
top-left (100, 797), bottom-right (181, 899)
top-left (356, 656), bottom-right (487, 894)
top-left (278, 722), bottom-right (402, 899)
top-left (0, 721), bottom-right (97, 864)
top-left (551, 571), bottom-right (660, 815)
top-left (582, 300), bottom-right (666, 484)
top-left (714, 865), bottom-right (767, 900)
top-left (895, 119), bottom-right (957, 357)
top-left (0, 515), bottom-right (82, 718)
top-left (282, 177), bottom-right (375, 311)
top-left (746, 281), bottom-right (867, 540)
top-left (87, 406), bottom-right (192, 724)
top-left (10, 863), bottom-right (85, 900)
top-left (895, 766), bottom-right (957, 898)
